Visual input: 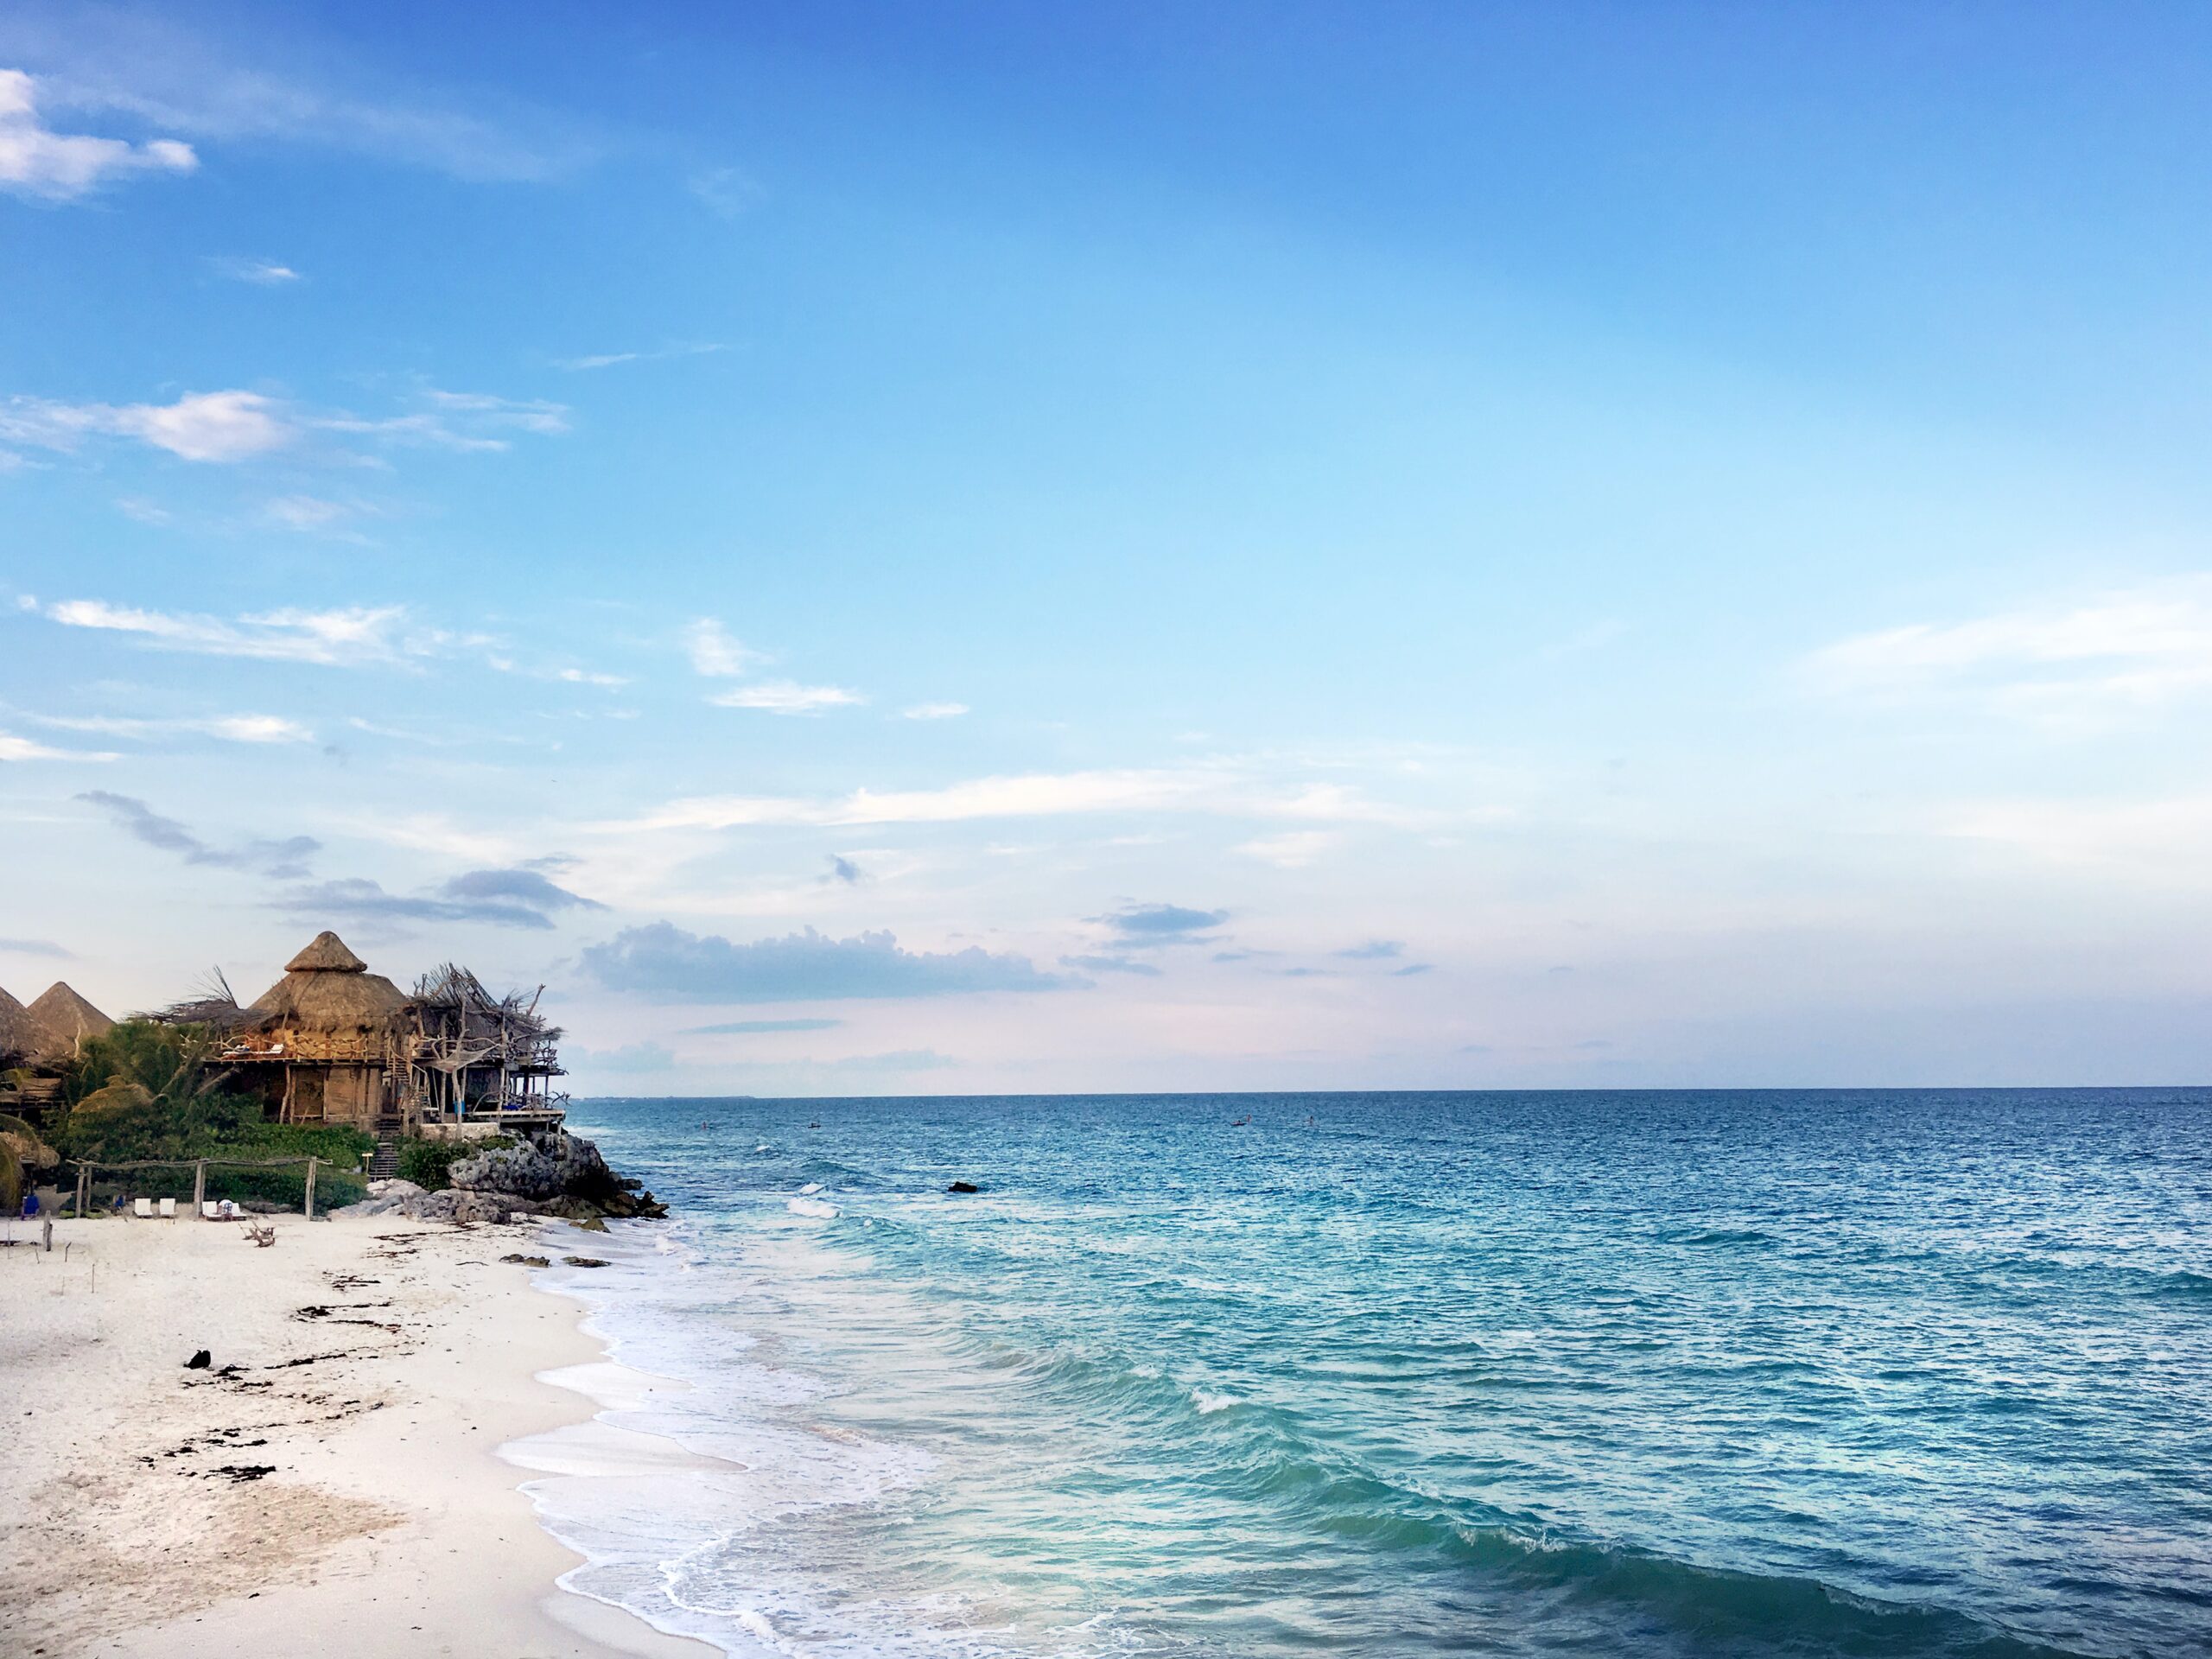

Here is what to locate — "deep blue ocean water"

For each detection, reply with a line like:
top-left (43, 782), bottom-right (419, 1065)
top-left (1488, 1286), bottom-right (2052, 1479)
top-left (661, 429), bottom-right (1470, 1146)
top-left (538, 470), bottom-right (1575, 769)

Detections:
top-left (534, 1090), bottom-right (2212, 1659)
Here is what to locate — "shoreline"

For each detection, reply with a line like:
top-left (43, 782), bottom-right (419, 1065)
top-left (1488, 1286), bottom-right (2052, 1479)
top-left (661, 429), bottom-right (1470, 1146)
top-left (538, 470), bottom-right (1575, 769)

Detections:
top-left (0, 1211), bottom-right (716, 1659)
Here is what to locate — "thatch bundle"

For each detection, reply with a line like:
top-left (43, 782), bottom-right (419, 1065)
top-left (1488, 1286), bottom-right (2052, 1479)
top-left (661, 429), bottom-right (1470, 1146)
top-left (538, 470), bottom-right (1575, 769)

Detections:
top-left (248, 931), bottom-right (408, 1037)
top-left (27, 982), bottom-right (112, 1059)
top-left (0, 987), bottom-right (41, 1063)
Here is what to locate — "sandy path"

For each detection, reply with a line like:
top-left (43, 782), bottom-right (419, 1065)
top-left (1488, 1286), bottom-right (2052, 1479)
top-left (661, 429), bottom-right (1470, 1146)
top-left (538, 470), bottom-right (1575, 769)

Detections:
top-left (0, 1212), bottom-right (715, 1659)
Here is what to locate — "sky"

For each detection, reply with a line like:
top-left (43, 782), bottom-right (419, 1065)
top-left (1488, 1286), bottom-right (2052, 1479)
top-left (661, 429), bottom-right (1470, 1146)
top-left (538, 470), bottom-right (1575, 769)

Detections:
top-left (2, 1), bottom-right (2209, 1094)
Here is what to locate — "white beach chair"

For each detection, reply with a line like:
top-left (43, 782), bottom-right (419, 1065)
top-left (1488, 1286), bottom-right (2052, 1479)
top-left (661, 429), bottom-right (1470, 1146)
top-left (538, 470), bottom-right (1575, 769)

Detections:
top-left (158, 1198), bottom-right (176, 1220)
top-left (200, 1201), bottom-right (221, 1220)
top-left (132, 1198), bottom-right (153, 1219)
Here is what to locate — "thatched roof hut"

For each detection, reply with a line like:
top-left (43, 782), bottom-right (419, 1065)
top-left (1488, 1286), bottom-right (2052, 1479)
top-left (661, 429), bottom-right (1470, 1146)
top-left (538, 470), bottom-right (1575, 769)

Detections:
top-left (247, 931), bottom-right (409, 1048)
top-left (0, 986), bottom-right (41, 1063)
top-left (28, 982), bottom-right (113, 1059)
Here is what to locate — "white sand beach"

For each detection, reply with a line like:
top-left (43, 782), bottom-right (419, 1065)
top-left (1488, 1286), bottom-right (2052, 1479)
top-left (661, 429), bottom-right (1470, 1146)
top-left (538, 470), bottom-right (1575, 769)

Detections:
top-left (0, 1211), bottom-right (715, 1659)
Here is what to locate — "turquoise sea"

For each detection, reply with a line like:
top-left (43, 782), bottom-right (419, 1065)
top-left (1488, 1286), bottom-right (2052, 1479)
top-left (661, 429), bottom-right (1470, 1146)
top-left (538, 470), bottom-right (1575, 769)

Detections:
top-left (530, 1090), bottom-right (2212, 1658)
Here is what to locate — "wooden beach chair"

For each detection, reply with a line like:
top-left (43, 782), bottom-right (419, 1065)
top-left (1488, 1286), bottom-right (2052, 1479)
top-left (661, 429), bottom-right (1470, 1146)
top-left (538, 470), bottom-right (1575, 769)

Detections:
top-left (241, 1220), bottom-right (276, 1248)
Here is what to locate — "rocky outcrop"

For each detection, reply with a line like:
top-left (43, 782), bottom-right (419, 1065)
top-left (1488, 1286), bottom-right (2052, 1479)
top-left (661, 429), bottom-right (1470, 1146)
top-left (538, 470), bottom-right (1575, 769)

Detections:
top-left (331, 1179), bottom-right (528, 1224)
top-left (450, 1129), bottom-right (667, 1219)
top-left (331, 1130), bottom-right (666, 1224)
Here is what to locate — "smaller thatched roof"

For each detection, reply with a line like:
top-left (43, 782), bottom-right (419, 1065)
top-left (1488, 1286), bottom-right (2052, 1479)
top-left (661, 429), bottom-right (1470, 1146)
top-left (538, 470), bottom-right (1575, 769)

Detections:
top-left (288, 931), bottom-right (368, 974)
top-left (0, 986), bottom-right (41, 1062)
top-left (250, 931), bottom-right (408, 1036)
top-left (28, 982), bottom-right (112, 1058)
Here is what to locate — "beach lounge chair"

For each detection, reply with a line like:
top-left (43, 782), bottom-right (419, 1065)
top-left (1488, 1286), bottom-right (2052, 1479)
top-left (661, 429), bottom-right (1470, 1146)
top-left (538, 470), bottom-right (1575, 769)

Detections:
top-left (200, 1200), bottom-right (221, 1219)
top-left (242, 1220), bottom-right (276, 1248)
top-left (158, 1198), bottom-right (176, 1219)
top-left (133, 1198), bottom-right (153, 1219)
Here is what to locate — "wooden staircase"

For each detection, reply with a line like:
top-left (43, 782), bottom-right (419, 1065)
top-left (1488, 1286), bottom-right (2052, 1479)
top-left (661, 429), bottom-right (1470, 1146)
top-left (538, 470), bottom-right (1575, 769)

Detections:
top-left (367, 1069), bottom-right (420, 1181)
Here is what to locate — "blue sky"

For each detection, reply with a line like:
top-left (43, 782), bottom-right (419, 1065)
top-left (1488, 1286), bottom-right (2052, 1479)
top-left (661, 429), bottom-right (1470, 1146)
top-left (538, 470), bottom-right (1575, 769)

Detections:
top-left (3, 1), bottom-right (2208, 1092)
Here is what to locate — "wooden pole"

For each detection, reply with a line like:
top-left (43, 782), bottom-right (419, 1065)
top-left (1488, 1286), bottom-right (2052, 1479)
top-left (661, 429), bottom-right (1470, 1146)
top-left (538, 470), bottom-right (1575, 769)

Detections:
top-left (76, 1165), bottom-right (88, 1218)
top-left (304, 1155), bottom-right (318, 1222)
top-left (193, 1160), bottom-right (206, 1217)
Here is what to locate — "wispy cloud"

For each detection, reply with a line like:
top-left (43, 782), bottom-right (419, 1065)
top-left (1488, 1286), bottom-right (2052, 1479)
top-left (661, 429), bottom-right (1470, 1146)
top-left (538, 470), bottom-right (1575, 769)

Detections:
top-left (606, 766), bottom-right (1418, 834)
top-left (278, 866), bottom-right (605, 931)
top-left (688, 165), bottom-right (763, 218)
top-left (6, 17), bottom-right (597, 182)
top-left (1939, 794), bottom-right (2212, 882)
top-left (582, 921), bottom-right (1077, 1002)
top-left (1091, 903), bottom-right (1230, 950)
top-left (79, 790), bottom-right (318, 878)
top-left (1334, 940), bottom-right (1405, 959)
top-left (212, 256), bottom-right (300, 284)
top-left (684, 1017), bottom-right (843, 1035)
top-left (0, 937), bottom-right (73, 958)
top-left (30, 710), bottom-right (313, 745)
top-left (1, 388), bottom-right (289, 462)
top-left (901, 702), bottom-right (969, 721)
top-left (554, 342), bottom-right (724, 372)
top-left (710, 681), bottom-right (865, 715)
top-left (264, 494), bottom-right (354, 532)
top-left (1235, 830), bottom-right (1340, 868)
top-left (683, 618), bottom-right (760, 677)
top-left (0, 67), bottom-right (194, 200)
top-left (557, 666), bottom-right (627, 688)
top-left (1804, 578), bottom-right (2212, 730)
top-left (3, 381), bottom-right (568, 467)
top-left (1059, 953), bottom-right (1164, 977)
top-left (316, 386), bottom-right (568, 454)
top-left (41, 598), bottom-right (430, 666)
top-left (0, 728), bottom-right (118, 762)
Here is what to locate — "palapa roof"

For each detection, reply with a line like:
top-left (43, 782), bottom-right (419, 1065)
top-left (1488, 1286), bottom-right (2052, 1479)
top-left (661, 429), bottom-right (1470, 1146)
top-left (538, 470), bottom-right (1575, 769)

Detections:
top-left (0, 985), bottom-right (41, 1061)
top-left (250, 931), bottom-right (408, 1035)
top-left (287, 931), bottom-right (368, 973)
top-left (28, 982), bottom-right (113, 1058)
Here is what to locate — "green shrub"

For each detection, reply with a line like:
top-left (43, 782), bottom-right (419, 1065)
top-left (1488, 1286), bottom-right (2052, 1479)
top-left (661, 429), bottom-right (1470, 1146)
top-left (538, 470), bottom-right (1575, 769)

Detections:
top-left (44, 1020), bottom-right (373, 1212)
top-left (398, 1137), bottom-right (461, 1191)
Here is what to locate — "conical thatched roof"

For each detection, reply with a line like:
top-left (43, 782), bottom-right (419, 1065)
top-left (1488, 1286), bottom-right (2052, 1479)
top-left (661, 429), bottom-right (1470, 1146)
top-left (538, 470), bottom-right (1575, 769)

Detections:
top-left (28, 982), bottom-right (112, 1058)
top-left (287, 931), bottom-right (368, 974)
top-left (251, 931), bottom-right (407, 1035)
top-left (0, 986), bottom-right (40, 1061)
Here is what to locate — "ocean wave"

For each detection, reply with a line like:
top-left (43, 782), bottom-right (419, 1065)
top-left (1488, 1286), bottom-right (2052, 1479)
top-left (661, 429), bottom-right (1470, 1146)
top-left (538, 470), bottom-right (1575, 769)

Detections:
top-left (788, 1197), bottom-right (841, 1218)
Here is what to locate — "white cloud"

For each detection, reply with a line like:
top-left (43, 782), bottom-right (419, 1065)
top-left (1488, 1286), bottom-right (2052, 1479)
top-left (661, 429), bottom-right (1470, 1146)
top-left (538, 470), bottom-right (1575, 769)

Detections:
top-left (1942, 795), bottom-right (2212, 885)
top-left (29, 710), bottom-right (313, 744)
top-left (8, 21), bottom-right (594, 182)
top-left (684, 619), bottom-right (760, 677)
top-left (213, 257), bottom-right (300, 284)
top-left (264, 494), bottom-right (352, 531)
top-left (0, 67), bottom-right (194, 199)
top-left (604, 765), bottom-right (1421, 834)
top-left (1234, 830), bottom-right (1342, 868)
top-left (316, 387), bottom-right (569, 454)
top-left (1805, 578), bottom-right (2212, 730)
top-left (0, 728), bottom-right (118, 762)
top-left (689, 165), bottom-right (764, 218)
top-left (710, 681), bottom-right (865, 715)
top-left (0, 388), bottom-right (290, 463)
top-left (555, 342), bottom-right (724, 372)
top-left (42, 598), bottom-right (417, 665)
top-left (6, 382), bottom-right (567, 467)
top-left (902, 702), bottom-right (969, 721)
top-left (558, 667), bottom-right (627, 688)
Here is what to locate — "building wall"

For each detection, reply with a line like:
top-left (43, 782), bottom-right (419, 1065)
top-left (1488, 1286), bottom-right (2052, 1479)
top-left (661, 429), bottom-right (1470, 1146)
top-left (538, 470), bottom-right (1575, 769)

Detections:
top-left (321, 1064), bottom-right (385, 1127)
